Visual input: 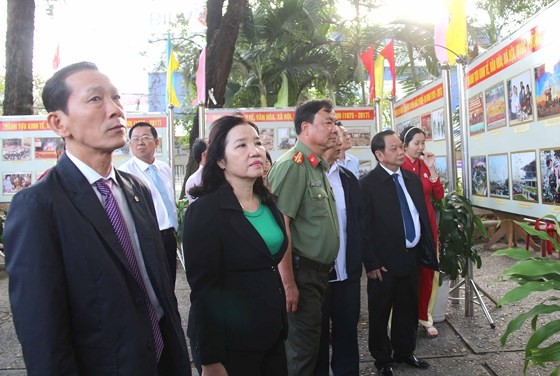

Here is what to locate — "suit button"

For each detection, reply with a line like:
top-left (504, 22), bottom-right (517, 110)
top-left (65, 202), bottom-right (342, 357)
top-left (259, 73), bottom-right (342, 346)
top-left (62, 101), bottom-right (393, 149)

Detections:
top-left (271, 266), bottom-right (276, 272)
top-left (279, 288), bottom-right (283, 294)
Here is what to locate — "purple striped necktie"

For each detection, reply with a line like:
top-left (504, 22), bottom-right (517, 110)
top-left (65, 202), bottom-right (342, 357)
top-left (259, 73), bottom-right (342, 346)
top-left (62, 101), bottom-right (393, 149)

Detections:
top-left (95, 178), bottom-right (164, 361)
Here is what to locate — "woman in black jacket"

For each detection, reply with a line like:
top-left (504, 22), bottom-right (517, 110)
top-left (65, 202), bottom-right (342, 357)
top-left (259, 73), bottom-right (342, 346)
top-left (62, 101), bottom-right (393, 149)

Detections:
top-left (183, 115), bottom-right (288, 376)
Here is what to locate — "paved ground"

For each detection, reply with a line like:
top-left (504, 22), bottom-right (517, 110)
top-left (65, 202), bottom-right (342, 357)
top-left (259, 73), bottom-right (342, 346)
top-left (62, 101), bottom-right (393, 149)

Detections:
top-left (0, 241), bottom-right (558, 375)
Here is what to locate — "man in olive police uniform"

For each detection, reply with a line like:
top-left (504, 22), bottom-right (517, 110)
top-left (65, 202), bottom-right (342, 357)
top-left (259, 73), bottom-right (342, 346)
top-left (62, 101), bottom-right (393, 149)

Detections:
top-left (268, 99), bottom-right (340, 375)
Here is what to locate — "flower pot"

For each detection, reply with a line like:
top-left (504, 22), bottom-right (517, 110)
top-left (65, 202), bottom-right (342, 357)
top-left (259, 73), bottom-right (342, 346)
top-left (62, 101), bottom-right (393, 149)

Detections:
top-left (432, 276), bottom-right (450, 323)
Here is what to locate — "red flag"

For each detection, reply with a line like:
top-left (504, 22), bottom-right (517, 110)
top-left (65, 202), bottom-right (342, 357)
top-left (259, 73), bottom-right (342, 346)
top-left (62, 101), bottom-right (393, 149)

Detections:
top-left (380, 40), bottom-right (396, 97)
top-left (359, 44), bottom-right (375, 103)
top-left (52, 44), bottom-right (60, 70)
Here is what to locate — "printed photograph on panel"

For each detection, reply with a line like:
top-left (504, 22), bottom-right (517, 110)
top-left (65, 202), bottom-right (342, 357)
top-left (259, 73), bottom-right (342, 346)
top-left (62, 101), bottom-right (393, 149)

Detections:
top-left (511, 151), bottom-right (538, 202)
top-left (113, 143), bottom-right (131, 157)
top-left (359, 160), bottom-right (372, 178)
top-left (34, 137), bottom-right (59, 159)
top-left (471, 156), bottom-right (488, 196)
top-left (468, 92), bottom-right (485, 134)
top-left (260, 128), bottom-right (274, 151)
top-left (2, 138), bottom-right (32, 161)
top-left (534, 59), bottom-right (560, 121)
top-left (430, 111), bottom-right (445, 141)
top-left (2, 172), bottom-right (32, 195)
top-left (540, 148), bottom-right (560, 204)
top-left (485, 83), bottom-right (507, 130)
top-left (397, 120), bottom-right (410, 136)
top-left (346, 127), bottom-right (371, 148)
top-left (507, 70), bottom-right (534, 126)
top-left (277, 127), bottom-right (297, 150)
top-left (410, 117), bottom-right (421, 129)
top-left (434, 156), bottom-right (448, 183)
top-left (488, 154), bottom-right (510, 198)
top-left (421, 113), bottom-right (433, 140)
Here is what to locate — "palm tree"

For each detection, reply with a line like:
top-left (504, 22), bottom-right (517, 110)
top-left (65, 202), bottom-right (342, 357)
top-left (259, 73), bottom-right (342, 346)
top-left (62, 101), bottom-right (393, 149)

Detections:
top-left (231, 0), bottom-right (339, 107)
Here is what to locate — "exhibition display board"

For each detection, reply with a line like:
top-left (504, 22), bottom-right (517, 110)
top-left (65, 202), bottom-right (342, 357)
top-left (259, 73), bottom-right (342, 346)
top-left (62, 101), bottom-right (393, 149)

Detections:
top-left (0, 113), bottom-right (168, 202)
top-left (465, 4), bottom-right (560, 218)
top-left (204, 107), bottom-right (377, 175)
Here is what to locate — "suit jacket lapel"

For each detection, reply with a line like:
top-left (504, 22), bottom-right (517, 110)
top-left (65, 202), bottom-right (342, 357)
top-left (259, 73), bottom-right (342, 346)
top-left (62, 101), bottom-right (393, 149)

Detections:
top-left (218, 185), bottom-right (275, 260)
top-left (54, 155), bottom-right (138, 277)
top-left (115, 170), bottom-right (164, 289)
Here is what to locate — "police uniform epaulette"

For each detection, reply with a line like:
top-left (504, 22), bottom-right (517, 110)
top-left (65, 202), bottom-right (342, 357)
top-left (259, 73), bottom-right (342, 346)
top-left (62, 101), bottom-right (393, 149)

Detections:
top-left (292, 151), bottom-right (304, 165)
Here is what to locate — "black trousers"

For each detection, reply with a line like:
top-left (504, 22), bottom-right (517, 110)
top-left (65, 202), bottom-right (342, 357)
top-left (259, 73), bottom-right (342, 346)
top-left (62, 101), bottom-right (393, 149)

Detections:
top-left (367, 268), bottom-right (419, 368)
top-left (315, 279), bottom-right (361, 376)
top-left (222, 334), bottom-right (287, 376)
top-left (160, 228), bottom-right (177, 288)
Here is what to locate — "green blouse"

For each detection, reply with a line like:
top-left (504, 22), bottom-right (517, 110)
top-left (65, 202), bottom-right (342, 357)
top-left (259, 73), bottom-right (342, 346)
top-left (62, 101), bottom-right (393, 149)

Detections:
top-left (243, 203), bottom-right (284, 256)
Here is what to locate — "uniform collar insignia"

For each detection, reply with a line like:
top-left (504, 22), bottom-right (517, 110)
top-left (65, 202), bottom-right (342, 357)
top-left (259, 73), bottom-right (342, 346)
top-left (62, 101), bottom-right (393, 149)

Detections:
top-left (308, 153), bottom-right (319, 167)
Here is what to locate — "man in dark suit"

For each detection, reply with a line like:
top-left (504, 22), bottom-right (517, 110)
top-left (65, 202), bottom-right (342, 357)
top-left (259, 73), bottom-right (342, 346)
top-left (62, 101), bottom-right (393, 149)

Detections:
top-left (315, 131), bottom-right (365, 375)
top-left (4, 62), bottom-right (191, 375)
top-left (359, 130), bottom-right (438, 376)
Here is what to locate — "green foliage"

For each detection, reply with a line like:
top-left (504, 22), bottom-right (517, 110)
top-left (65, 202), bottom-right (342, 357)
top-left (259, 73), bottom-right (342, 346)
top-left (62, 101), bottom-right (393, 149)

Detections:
top-left (435, 190), bottom-right (485, 280)
top-left (175, 199), bottom-right (189, 246)
top-left (494, 215), bottom-right (560, 375)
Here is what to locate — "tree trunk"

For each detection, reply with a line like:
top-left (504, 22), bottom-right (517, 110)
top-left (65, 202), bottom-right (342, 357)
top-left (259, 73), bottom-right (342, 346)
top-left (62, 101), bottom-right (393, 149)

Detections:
top-left (180, 111), bottom-right (200, 200)
top-left (406, 42), bottom-right (420, 90)
top-left (206, 0), bottom-right (248, 108)
top-left (3, 0), bottom-right (35, 115)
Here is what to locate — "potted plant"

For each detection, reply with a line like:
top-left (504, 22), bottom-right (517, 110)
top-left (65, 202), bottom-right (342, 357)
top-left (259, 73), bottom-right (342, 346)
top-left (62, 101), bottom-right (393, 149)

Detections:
top-left (436, 190), bottom-right (486, 280)
top-left (432, 190), bottom-right (486, 321)
top-left (494, 214), bottom-right (560, 375)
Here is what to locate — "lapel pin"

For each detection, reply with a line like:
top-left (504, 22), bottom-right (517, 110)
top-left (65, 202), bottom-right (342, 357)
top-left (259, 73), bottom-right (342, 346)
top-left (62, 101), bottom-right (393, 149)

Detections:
top-left (134, 195), bottom-right (140, 202)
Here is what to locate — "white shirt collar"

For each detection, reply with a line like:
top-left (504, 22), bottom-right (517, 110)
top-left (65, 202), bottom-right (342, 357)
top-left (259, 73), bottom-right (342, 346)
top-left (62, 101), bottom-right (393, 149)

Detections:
top-left (66, 151), bottom-right (117, 185)
top-left (131, 156), bottom-right (153, 172)
top-left (379, 163), bottom-right (402, 177)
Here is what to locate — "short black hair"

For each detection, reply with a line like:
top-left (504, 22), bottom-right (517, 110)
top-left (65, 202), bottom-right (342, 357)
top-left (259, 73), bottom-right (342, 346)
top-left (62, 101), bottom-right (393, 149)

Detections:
top-left (370, 130), bottom-right (396, 162)
top-left (129, 122), bottom-right (158, 139)
top-left (192, 138), bottom-right (208, 164)
top-left (42, 61), bottom-right (98, 113)
top-left (294, 99), bottom-right (333, 135)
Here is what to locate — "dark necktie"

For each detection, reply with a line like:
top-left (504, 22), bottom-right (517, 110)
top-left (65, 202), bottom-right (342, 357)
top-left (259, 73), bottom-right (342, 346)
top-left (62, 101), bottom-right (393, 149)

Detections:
top-left (392, 173), bottom-right (416, 243)
top-left (95, 179), bottom-right (164, 361)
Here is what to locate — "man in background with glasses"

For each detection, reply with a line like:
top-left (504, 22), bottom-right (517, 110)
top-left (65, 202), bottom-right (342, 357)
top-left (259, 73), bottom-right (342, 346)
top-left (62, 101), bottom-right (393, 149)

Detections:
top-left (119, 122), bottom-right (179, 287)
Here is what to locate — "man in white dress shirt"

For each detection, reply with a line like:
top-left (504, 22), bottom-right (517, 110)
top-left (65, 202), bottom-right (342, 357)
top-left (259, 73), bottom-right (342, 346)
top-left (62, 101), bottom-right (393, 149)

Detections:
top-left (184, 138), bottom-right (207, 203)
top-left (316, 130), bottom-right (365, 375)
top-left (337, 123), bottom-right (360, 178)
top-left (119, 122), bottom-right (179, 287)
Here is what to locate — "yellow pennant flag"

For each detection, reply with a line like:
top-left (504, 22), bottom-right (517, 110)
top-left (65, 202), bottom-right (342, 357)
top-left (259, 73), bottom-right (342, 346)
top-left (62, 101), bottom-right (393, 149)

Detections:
top-left (446, 0), bottom-right (467, 65)
top-left (166, 35), bottom-right (180, 107)
top-left (374, 54), bottom-right (385, 100)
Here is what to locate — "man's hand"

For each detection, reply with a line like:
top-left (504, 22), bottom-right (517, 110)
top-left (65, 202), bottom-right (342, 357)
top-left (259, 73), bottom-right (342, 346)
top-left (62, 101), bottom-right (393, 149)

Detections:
top-left (202, 363), bottom-right (228, 376)
top-left (279, 214), bottom-right (299, 313)
top-left (366, 267), bottom-right (388, 281)
top-left (284, 280), bottom-right (300, 313)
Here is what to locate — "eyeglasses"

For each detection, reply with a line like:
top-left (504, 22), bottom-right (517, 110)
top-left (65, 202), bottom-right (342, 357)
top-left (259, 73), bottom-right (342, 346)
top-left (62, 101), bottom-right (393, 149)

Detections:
top-left (129, 136), bottom-right (155, 143)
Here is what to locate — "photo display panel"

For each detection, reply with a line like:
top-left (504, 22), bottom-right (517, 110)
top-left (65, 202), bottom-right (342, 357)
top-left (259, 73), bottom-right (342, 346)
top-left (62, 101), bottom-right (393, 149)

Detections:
top-left (205, 107), bottom-right (377, 177)
top-left (466, 3), bottom-right (560, 218)
top-left (0, 113), bottom-right (168, 202)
